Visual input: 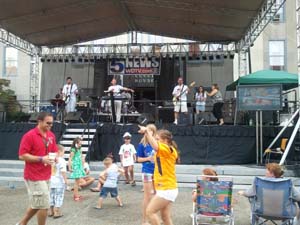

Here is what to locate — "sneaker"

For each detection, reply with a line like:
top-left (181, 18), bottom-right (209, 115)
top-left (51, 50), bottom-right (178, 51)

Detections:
top-left (131, 181), bottom-right (136, 187)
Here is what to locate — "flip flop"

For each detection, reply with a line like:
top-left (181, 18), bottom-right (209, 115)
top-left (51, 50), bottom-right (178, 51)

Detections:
top-left (90, 188), bottom-right (100, 192)
top-left (53, 214), bottom-right (64, 219)
top-left (93, 206), bottom-right (102, 210)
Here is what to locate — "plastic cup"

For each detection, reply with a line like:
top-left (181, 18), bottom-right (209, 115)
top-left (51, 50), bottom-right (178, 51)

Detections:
top-left (48, 152), bottom-right (56, 160)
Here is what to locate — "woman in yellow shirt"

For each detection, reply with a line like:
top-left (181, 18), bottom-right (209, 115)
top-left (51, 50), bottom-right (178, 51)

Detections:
top-left (139, 126), bottom-right (179, 225)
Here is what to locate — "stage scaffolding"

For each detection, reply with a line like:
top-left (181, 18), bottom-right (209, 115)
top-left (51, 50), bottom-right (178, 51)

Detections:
top-left (237, 0), bottom-right (287, 76)
top-left (0, 0), bottom-right (288, 108)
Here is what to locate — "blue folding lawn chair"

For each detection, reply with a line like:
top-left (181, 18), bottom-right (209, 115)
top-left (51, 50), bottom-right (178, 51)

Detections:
top-left (248, 177), bottom-right (297, 225)
top-left (192, 175), bottom-right (234, 225)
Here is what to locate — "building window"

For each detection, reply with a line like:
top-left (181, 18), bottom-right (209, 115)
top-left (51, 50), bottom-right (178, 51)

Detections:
top-left (272, 0), bottom-right (285, 23)
top-left (4, 47), bottom-right (18, 76)
top-left (269, 40), bottom-right (285, 71)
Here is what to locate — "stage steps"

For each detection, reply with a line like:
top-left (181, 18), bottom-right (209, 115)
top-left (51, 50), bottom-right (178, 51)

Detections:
top-left (59, 126), bottom-right (97, 160)
top-left (1, 160), bottom-right (300, 190)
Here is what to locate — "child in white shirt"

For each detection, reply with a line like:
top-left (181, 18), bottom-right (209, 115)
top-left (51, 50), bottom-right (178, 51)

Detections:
top-left (49, 145), bottom-right (68, 218)
top-left (119, 132), bottom-right (136, 186)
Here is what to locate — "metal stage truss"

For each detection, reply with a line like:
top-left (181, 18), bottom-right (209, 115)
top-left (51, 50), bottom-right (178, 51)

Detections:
top-left (0, 0), bottom-right (289, 103)
top-left (237, 0), bottom-right (287, 76)
top-left (40, 42), bottom-right (236, 58)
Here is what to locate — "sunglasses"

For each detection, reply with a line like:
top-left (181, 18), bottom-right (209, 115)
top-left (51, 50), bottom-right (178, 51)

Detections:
top-left (46, 122), bottom-right (53, 125)
top-left (124, 137), bottom-right (131, 140)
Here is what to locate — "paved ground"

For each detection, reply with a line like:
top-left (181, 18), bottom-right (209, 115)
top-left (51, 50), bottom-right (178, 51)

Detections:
top-left (2, 183), bottom-right (252, 225)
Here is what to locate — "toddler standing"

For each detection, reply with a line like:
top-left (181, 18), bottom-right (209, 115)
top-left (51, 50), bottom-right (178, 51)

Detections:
top-left (49, 144), bottom-right (68, 218)
top-left (94, 157), bottom-right (124, 209)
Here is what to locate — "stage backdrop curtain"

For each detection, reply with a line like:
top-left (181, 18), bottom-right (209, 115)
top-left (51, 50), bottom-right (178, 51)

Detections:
top-left (94, 124), bottom-right (260, 164)
top-left (0, 123), bottom-right (65, 159)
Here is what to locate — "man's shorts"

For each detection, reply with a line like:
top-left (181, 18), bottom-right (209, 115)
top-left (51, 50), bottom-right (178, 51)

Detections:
top-left (174, 102), bottom-right (188, 113)
top-left (25, 180), bottom-right (50, 209)
top-left (100, 187), bottom-right (118, 198)
top-left (142, 173), bottom-right (153, 183)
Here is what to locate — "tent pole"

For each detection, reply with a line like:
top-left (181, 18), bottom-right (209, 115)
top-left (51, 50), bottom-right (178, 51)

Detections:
top-left (248, 48), bottom-right (252, 74)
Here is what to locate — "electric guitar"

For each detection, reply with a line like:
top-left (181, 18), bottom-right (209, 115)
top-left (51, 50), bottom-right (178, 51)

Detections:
top-left (172, 81), bottom-right (196, 106)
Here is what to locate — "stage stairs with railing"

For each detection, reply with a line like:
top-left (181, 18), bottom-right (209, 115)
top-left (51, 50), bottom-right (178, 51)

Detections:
top-left (59, 123), bottom-right (97, 160)
top-left (1, 160), bottom-right (300, 190)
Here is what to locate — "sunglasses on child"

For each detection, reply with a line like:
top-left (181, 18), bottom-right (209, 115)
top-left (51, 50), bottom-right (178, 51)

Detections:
top-left (124, 137), bottom-right (131, 140)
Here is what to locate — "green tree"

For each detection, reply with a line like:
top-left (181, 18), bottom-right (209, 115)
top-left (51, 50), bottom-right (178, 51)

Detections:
top-left (0, 78), bottom-right (23, 121)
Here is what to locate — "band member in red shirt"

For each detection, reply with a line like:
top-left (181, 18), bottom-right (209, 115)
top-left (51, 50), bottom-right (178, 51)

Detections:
top-left (16, 112), bottom-right (58, 225)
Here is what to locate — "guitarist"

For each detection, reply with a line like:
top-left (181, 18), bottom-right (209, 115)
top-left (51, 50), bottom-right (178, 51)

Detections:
top-left (62, 77), bottom-right (78, 113)
top-left (172, 77), bottom-right (190, 125)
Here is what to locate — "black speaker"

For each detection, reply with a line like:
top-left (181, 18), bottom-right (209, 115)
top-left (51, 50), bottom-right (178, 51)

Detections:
top-left (178, 113), bottom-right (193, 125)
top-left (137, 113), bottom-right (155, 125)
top-left (156, 107), bottom-right (174, 123)
top-left (29, 112), bottom-right (39, 122)
top-left (65, 112), bottom-right (83, 123)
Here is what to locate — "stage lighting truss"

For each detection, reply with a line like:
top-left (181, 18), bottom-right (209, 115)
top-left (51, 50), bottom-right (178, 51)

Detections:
top-left (40, 42), bottom-right (236, 61)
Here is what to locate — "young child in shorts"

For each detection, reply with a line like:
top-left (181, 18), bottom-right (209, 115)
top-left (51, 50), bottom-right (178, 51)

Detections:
top-left (49, 144), bottom-right (68, 218)
top-left (94, 157), bottom-right (124, 209)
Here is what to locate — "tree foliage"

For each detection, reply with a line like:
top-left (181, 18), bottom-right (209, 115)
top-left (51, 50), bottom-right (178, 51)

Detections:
top-left (0, 78), bottom-right (23, 121)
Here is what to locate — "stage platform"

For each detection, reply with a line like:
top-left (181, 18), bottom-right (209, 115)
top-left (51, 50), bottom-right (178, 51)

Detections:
top-left (0, 122), bottom-right (296, 165)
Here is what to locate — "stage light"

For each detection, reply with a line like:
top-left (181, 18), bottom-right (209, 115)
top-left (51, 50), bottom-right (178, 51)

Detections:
top-left (202, 55), bottom-right (207, 61)
top-left (229, 54), bottom-right (235, 59)
top-left (209, 55), bottom-right (214, 60)
top-left (58, 58), bottom-right (63, 63)
top-left (71, 57), bottom-right (75, 63)
top-left (52, 58), bottom-right (57, 63)
top-left (64, 58), bottom-right (69, 63)
top-left (216, 55), bottom-right (221, 60)
top-left (224, 55), bottom-right (228, 59)
top-left (78, 57), bottom-right (83, 62)
top-left (196, 56), bottom-right (200, 60)
top-left (84, 57), bottom-right (89, 63)
top-left (47, 58), bottom-right (51, 62)
top-left (40, 58), bottom-right (45, 63)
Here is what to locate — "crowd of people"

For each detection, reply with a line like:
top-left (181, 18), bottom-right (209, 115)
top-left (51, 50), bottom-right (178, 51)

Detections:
top-left (16, 111), bottom-right (180, 225)
top-left (16, 111), bottom-right (300, 225)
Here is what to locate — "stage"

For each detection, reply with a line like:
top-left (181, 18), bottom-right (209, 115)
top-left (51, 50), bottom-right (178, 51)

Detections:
top-left (0, 122), bottom-right (295, 164)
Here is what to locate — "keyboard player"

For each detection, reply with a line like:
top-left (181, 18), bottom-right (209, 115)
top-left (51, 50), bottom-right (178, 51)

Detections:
top-left (106, 78), bottom-right (134, 123)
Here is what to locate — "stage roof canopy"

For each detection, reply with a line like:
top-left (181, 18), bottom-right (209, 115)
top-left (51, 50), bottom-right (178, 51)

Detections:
top-left (0, 0), bottom-right (266, 47)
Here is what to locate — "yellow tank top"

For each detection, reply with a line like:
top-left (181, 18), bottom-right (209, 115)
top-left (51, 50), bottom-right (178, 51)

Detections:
top-left (154, 142), bottom-right (178, 190)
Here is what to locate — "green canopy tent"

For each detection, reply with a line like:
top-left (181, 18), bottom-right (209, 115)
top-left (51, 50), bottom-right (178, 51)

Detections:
top-left (226, 70), bottom-right (299, 91)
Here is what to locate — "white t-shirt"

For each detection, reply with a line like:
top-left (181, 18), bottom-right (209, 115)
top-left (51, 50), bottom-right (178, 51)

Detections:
top-left (195, 92), bottom-right (207, 106)
top-left (62, 83), bottom-right (78, 100)
top-left (103, 163), bottom-right (120, 188)
top-left (108, 85), bottom-right (123, 97)
top-left (172, 84), bottom-right (188, 101)
top-left (119, 143), bottom-right (136, 167)
top-left (50, 157), bottom-right (67, 188)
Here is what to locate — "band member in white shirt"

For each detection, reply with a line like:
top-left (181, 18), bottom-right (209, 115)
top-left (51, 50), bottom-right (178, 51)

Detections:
top-left (172, 77), bottom-right (189, 125)
top-left (107, 78), bottom-right (134, 123)
top-left (62, 77), bottom-right (78, 113)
